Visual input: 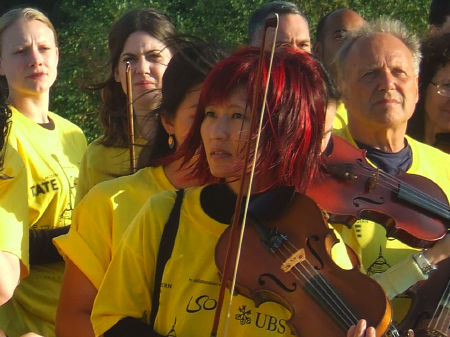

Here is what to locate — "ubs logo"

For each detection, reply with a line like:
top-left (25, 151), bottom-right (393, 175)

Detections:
top-left (185, 295), bottom-right (292, 334)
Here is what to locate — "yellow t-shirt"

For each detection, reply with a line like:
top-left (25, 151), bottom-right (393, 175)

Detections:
top-left (54, 165), bottom-right (174, 289)
top-left (75, 137), bottom-right (146, 204)
top-left (0, 107), bottom-right (87, 337)
top-left (0, 144), bottom-right (29, 277)
top-left (333, 126), bottom-right (450, 323)
top-left (92, 186), bottom-right (354, 337)
top-left (332, 102), bottom-right (348, 131)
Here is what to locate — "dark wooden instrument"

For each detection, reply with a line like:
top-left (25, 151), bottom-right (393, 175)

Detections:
top-left (399, 259), bottom-right (450, 337)
top-left (216, 188), bottom-right (398, 337)
top-left (307, 134), bottom-right (449, 248)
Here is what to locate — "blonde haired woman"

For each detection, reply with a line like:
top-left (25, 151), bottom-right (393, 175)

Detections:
top-left (0, 7), bottom-right (86, 336)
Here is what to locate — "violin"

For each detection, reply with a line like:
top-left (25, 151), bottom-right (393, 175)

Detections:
top-left (306, 134), bottom-right (449, 248)
top-left (399, 258), bottom-right (450, 337)
top-left (216, 187), bottom-right (399, 337)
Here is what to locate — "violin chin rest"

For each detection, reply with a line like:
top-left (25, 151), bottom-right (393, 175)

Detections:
top-left (246, 186), bottom-right (295, 226)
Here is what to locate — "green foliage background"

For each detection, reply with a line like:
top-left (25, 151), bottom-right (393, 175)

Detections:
top-left (1, 0), bottom-right (430, 142)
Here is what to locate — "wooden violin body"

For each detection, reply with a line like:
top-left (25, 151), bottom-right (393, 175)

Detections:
top-left (307, 135), bottom-right (449, 248)
top-left (399, 259), bottom-right (450, 337)
top-left (216, 189), bottom-right (395, 337)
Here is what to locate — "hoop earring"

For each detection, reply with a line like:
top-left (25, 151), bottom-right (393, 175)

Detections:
top-left (168, 134), bottom-right (176, 150)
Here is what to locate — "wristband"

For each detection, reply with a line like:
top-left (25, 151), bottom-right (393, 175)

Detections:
top-left (412, 250), bottom-right (437, 276)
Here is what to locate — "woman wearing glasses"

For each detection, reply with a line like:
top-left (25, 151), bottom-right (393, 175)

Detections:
top-left (75, 9), bottom-right (177, 202)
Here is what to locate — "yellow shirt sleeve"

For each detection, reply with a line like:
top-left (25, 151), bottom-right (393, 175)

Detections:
top-left (55, 166), bottom-right (175, 289)
top-left (92, 190), bottom-right (175, 336)
top-left (0, 145), bottom-right (29, 277)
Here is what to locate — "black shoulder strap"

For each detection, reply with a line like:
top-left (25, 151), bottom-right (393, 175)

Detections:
top-left (149, 189), bottom-right (185, 332)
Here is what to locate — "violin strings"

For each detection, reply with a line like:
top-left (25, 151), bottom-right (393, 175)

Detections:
top-left (349, 164), bottom-right (449, 219)
top-left (274, 238), bottom-right (359, 330)
top-left (369, 166), bottom-right (449, 215)
top-left (278, 242), bottom-right (358, 329)
top-left (331, 162), bottom-right (450, 335)
top-left (385, 173), bottom-right (450, 220)
top-left (350, 164), bottom-right (442, 211)
top-left (428, 279), bottom-right (450, 333)
top-left (357, 165), bottom-right (441, 209)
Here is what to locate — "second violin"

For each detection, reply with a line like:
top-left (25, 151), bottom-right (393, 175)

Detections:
top-left (307, 134), bottom-right (449, 249)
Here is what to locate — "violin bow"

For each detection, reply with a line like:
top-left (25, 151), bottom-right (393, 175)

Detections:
top-left (210, 14), bottom-right (280, 337)
top-left (125, 61), bottom-right (136, 174)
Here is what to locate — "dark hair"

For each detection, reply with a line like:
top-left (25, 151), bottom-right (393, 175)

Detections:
top-left (248, 1), bottom-right (308, 43)
top-left (178, 46), bottom-right (327, 192)
top-left (94, 8), bottom-right (177, 147)
top-left (429, 0), bottom-right (450, 26)
top-left (407, 32), bottom-right (450, 141)
top-left (137, 38), bottom-right (228, 169)
top-left (0, 95), bottom-right (11, 171)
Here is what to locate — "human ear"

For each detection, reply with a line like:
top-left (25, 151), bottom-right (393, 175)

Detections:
top-left (160, 115), bottom-right (175, 135)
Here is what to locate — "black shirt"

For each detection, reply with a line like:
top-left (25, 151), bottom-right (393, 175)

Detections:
top-left (355, 139), bottom-right (413, 175)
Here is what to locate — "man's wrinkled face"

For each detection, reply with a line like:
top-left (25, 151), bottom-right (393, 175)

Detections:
top-left (339, 33), bottom-right (418, 132)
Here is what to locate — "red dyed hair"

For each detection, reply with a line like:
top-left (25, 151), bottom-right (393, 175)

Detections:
top-left (178, 46), bottom-right (327, 192)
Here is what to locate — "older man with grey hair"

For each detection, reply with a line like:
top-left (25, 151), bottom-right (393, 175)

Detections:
top-left (332, 18), bottom-right (450, 337)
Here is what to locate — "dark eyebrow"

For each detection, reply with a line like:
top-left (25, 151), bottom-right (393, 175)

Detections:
top-left (119, 52), bottom-right (137, 60)
top-left (145, 49), bottom-right (163, 54)
top-left (121, 49), bottom-right (162, 57)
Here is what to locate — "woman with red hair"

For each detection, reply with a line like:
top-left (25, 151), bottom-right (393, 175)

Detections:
top-left (90, 46), bottom-right (354, 337)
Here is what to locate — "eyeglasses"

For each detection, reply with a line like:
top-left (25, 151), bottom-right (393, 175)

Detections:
top-left (430, 81), bottom-right (450, 98)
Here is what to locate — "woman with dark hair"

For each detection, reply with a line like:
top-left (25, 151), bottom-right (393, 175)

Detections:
top-left (91, 46), bottom-right (354, 337)
top-left (53, 40), bottom-right (227, 337)
top-left (76, 8), bottom-right (178, 202)
top-left (0, 7), bottom-right (86, 336)
top-left (407, 32), bottom-right (450, 153)
top-left (0, 100), bottom-right (28, 307)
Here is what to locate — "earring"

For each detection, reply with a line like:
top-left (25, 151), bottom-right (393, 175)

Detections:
top-left (168, 135), bottom-right (176, 150)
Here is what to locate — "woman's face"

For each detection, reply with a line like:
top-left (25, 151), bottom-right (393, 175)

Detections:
top-left (115, 31), bottom-right (172, 110)
top-left (0, 19), bottom-right (59, 99)
top-left (425, 62), bottom-right (450, 137)
top-left (161, 84), bottom-right (202, 148)
top-left (200, 88), bottom-right (249, 181)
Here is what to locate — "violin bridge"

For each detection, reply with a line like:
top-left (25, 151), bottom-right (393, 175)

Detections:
top-left (367, 169), bottom-right (380, 192)
top-left (281, 248), bottom-right (306, 272)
